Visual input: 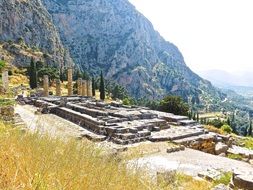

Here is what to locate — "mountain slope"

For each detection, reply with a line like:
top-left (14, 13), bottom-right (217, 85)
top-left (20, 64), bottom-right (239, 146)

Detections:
top-left (42, 0), bottom-right (224, 103)
top-left (0, 0), bottom-right (72, 67)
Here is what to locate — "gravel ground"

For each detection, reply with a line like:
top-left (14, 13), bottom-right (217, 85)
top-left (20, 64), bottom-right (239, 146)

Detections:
top-left (130, 148), bottom-right (253, 176)
top-left (15, 104), bottom-right (84, 139)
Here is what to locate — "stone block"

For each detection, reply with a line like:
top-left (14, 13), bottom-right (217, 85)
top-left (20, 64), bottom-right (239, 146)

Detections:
top-left (232, 171), bottom-right (253, 190)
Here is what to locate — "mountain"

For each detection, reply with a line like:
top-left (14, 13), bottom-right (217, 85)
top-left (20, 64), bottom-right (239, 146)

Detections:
top-left (40, 0), bottom-right (224, 103)
top-left (0, 0), bottom-right (73, 67)
top-left (0, 0), bottom-right (224, 105)
top-left (198, 69), bottom-right (253, 88)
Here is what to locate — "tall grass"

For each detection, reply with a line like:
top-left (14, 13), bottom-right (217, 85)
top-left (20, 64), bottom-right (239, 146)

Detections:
top-left (0, 121), bottom-right (214, 190)
top-left (0, 122), bottom-right (157, 190)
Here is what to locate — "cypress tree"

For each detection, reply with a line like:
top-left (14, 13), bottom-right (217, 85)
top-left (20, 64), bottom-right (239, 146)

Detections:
top-left (92, 77), bottom-right (96, 96)
top-left (249, 119), bottom-right (252, 136)
top-left (29, 58), bottom-right (37, 89)
top-left (197, 112), bottom-right (199, 122)
top-left (193, 112), bottom-right (196, 120)
top-left (99, 71), bottom-right (105, 100)
top-left (227, 117), bottom-right (231, 126)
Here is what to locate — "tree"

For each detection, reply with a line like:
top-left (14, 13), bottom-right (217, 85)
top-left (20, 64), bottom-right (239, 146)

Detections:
top-left (92, 77), bottom-right (96, 96)
top-left (249, 119), bottom-right (252, 136)
top-left (159, 96), bottom-right (189, 116)
top-left (193, 112), bottom-right (196, 120)
top-left (59, 66), bottom-right (66, 83)
top-left (227, 117), bottom-right (231, 126)
top-left (99, 71), bottom-right (105, 100)
top-left (37, 66), bottom-right (59, 83)
top-left (197, 112), bottom-right (200, 122)
top-left (29, 58), bottom-right (37, 89)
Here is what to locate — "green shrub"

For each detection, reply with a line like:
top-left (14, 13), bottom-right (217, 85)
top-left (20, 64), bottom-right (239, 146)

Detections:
top-left (0, 60), bottom-right (6, 71)
top-left (213, 172), bottom-right (232, 186)
top-left (123, 98), bottom-right (131, 105)
top-left (159, 96), bottom-right (189, 116)
top-left (221, 124), bottom-right (233, 134)
top-left (227, 153), bottom-right (243, 160)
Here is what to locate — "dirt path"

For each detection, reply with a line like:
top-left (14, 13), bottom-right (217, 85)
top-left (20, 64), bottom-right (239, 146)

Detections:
top-left (130, 148), bottom-right (253, 177)
top-left (15, 104), bottom-right (84, 139)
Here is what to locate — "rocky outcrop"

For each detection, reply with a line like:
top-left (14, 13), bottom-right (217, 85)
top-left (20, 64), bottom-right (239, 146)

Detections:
top-left (42, 0), bottom-right (225, 103)
top-left (0, 0), bottom-right (73, 67)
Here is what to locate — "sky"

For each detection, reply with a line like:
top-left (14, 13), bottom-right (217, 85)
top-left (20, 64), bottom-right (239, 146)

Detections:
top-left (128, 0), bottom-right (253, 74)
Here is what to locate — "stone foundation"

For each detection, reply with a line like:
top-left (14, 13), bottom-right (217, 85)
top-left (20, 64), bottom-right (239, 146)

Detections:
top-left (23, 96), bottom-right (210, 145)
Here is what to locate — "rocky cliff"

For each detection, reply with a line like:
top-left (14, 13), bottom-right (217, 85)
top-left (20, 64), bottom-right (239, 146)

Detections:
top-left (0, 0), bottom-right (224, 104)
top-left (41, 0), bottom-right (224, 103)
top-left (0, 0), bottom-right (72, 67)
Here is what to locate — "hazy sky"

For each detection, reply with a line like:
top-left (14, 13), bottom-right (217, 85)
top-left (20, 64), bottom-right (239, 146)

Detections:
top-left (129, 0), bottom-right (253, 73)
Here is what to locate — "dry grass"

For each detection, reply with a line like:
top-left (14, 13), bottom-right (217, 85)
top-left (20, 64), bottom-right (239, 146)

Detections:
top-left (204, 125), bottom-right (225, 135)
top-left (9, 74), bottom-right (29, 86)
top-left (0, 120), bottom-right (215, 190)
top-left (0, 122), bottom-right (158, 190)
top-left (161, 173), bottom-right (212, 190)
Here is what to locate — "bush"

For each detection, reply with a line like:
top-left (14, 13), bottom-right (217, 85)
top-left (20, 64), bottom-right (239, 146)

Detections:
top-left (207, 119), bottom-right (224, 128)
top-left (123, 98), bottom-right (131, 105)
top-left (221, 124), bottom-right (233, 134)
top-left (159, 96), bottom-right (189, 116)
top-left (0, 60), bottom-right (6, 71)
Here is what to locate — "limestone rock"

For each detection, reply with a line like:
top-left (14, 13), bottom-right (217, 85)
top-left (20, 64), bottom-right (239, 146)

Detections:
top-left (232, 170), bottom-right (253, 190)
top-left (41, 0), bottom-right (224, 102)
top-left (215, 142), bottom-right (229, 155)
top-left (212, 184), bottom-right (231, 190)
top-left (198, 168), bottom-right (222, 181)
top-left (0, 0), bottom-right (73, 67)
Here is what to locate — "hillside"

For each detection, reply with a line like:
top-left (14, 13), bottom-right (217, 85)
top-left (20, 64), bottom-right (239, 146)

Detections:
top-left (0, 0), bottom-right (225, 106)
top-left (0, 0), bottom-right (73, 67)
top-left (42, 0), bottom-right (225, 104)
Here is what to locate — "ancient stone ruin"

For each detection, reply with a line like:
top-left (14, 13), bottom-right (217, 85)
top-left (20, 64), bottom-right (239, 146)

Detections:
top-left (2, 70), bottom-right (9, 92)
top-left (67, 68), bottom-right (73, 96)
top-left (21, 96), bottom-right (212, 145)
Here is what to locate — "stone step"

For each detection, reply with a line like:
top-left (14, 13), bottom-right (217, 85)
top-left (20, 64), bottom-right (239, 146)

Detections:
top-left (81, 133), bottom-right (107, 142)
top-left (113, 133), bottom-right (137, 140)
top-left (112, 137), bottom-right (147, 145)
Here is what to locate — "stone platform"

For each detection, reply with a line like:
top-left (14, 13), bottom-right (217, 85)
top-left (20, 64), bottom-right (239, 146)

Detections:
top-left (21, 96), bottom-right (207, 145)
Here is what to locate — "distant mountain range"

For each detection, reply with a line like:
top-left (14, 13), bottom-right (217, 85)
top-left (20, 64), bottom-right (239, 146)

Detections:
top-left (198, 69), bottom-right (253, 97)
top-left (198, 69), bottom-right (253, 87)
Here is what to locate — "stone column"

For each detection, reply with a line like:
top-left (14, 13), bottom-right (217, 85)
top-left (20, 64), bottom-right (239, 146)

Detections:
top-left (82, 80), bottom-right (87, 96)
top-left (87, 80), bottom-right (92, 97)
top-left (67, 68), bottom-right (73, 96)
top-left (43, 75), bottom-right (49, 97)
top-left (77, 78), bottom-right (82, 96)
top-left (56, 79), bottom-right (61, 96)
top-left (2, 70), bottom-right (9, 92)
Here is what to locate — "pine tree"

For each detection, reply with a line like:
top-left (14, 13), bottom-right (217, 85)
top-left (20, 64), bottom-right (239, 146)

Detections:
top-left (227, 117), bottom-right (231, 126)
top-left (99, 71), bottom-right (105, 100)
top-left (92, 77), bottom-right (96, 97)
top-left (249, 119), bottom-right (252, 136)
top-left (29, 58), bottom-right (37, 89)
top-left (193, 112), bottom-right (196, 120)
top-left (197, 112), bottom-right (199, 122)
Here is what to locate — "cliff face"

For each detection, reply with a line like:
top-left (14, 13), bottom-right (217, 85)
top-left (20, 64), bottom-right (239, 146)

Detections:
top-left (0, 0), bottom-right (72, 67)
top-left (41, 0), bottom-right (224, 103)
top-left (0, 0), bottom-right (224, 104)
